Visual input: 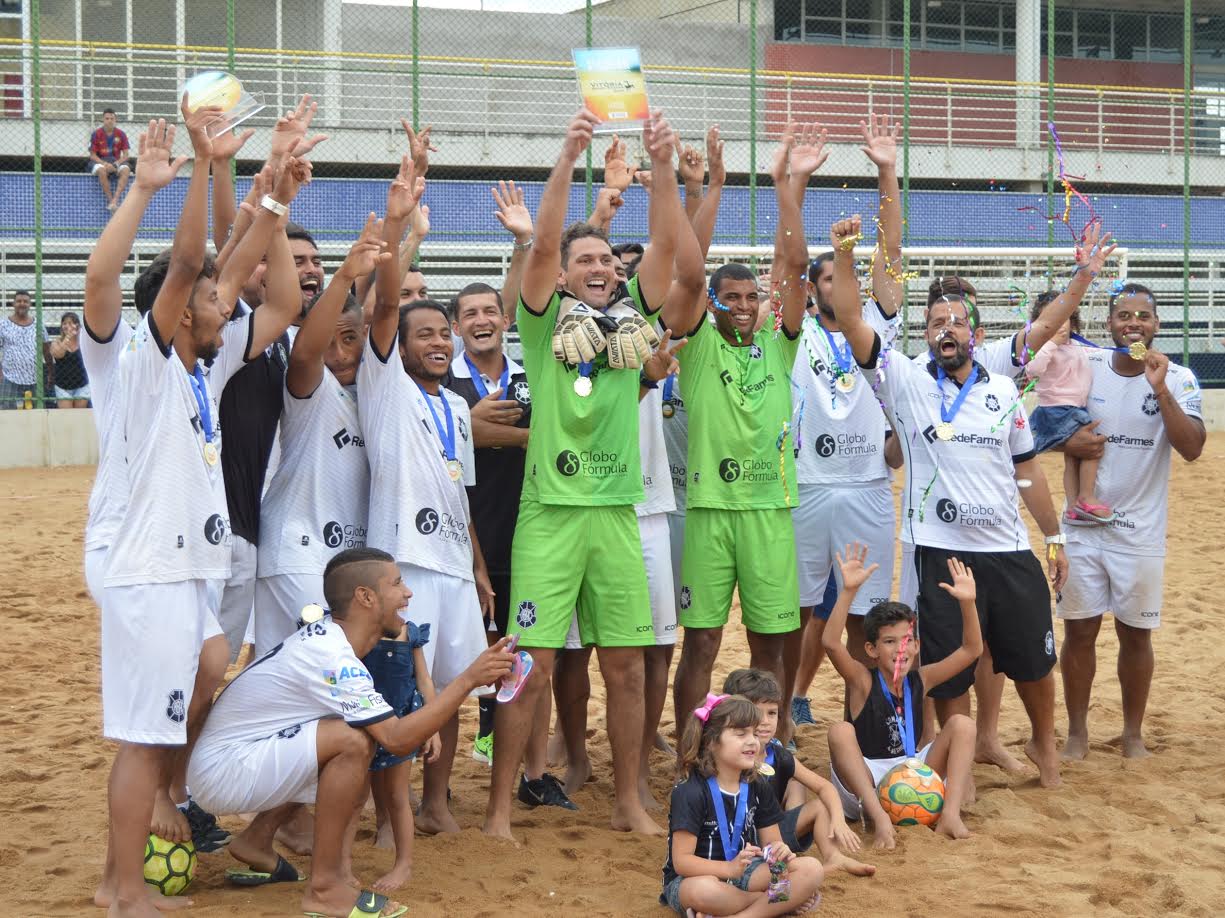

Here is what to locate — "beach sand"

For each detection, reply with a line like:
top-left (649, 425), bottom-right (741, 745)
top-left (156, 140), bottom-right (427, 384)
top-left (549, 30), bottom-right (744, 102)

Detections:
top-left (2, 439), bottom-right (1224, 917)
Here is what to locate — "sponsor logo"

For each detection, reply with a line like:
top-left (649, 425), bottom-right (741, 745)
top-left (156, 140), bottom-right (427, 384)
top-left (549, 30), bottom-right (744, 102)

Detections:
top-left (985, 394), bottom-right (1000, 412)
top-left (324, 521), bottom-right (344, 548)
top-left (415, 508), bottom-right (440, 535)
top-left (332, 428), bottom-right (365, 449)
top-left (1044, 630), bottom-right (1055, 657)
top-left (554, 449), bottom-right (626, 480)
top-left (322, 669), bottom-right (338, 685)
top-left (869, 596), bottom-right (889, 605)
top-left (636, 624), bottom-right (653, 633)
top-left (1106, 433), bottom-right (1156, 448)
top-left (203, 513), bottom-right (227, 546)
top-left (513, 380), bottom-right (532, 404)
top-left (336, 665), bottom-right (370, 682)
top-left (277, 724), bottom-right (301, 739)
top-left (814, 431), bottom-right (879, 459)
top-left (719, 458), bottom-right (742, 482)
top-left (166, 689), bottom-right (186, 724)
top-left (679, 586), bottom-right (692, 610)
top-left (921, 425), bottom-right (1003, 449)
top-left (719, 369), bottom-right (734, 386)
top-left (717, 456), bottom-right (779, 483)
top-left (516, 601), bottom-right (537, 628)
top-left (815, 434), bottom-right (837, 458)
top-left (934, 498), bottom-right (1002, 529)
top-left (556, 450), bottom-right (580, 477)
top-left (1141, 393), bottom-right (1160, 416)
top-left (936, 498), bottom-right (958, 523)
top-left (323, 521), bottom-right (366, 549)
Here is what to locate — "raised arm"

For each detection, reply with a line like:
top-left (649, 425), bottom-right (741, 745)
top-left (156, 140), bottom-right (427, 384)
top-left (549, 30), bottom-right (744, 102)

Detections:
top-left (84, 120), bottom-right (188, 337)
top-left (659, 172), bottom-right (708, 336)
top-left (676, 137), bottom-right (705, 223)
top-left (208, 123), bottom-right (255, 253)
top-left (917, 557), bottom-right (983, 689)
top-left (830, 215), bottom-right (876, 366)
top-left (492, 179), bottom-right (534, 320)
top-left (822, 543), bottom-right (876, 700)
top-left (149, 97), bottom-right (220, 346)
top-left (775, 122), bottom-right (823, 336)
top-left (286, 213), bottom-right (389, 398)
top-left (1018, 222), bottom-right (1116, 361)
top-left (587, 135), bottom-right (632, 233)
top-left (520, 109), bottom-right (599, 313)
top-left (372, 154), bottom-right (425, 356)
top-left (860, 113), bottom-right (903, 317)
top-left (633, 111), bottom-right (680, 310)
top-left (689, 125), bottom-right (725, 258)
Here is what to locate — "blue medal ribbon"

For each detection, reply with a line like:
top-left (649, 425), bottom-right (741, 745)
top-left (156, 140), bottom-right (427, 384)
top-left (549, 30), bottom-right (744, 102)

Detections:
top-left (189, 366), bottom-right (215, 444)
top-left (936, 364), bottom-right (978, 428)
top-left (820, 324), bottom-right (855, 380)
top-left (415, 382), bottom-right (457, 462)
top-left (877, 670), bottom-right (916, 757)
top-left (662, 374), bottom-right (675, 404)
top-left (764, 742), bottom-right (776, 767)
top-left (706, 776), bottom-right (750, 861)
top-left (578, 361), bottom-right (594, 382)
top-left (1070, 332), bottom-right (1139, 356)
top-left (463, 353), bottom-right (510, 400)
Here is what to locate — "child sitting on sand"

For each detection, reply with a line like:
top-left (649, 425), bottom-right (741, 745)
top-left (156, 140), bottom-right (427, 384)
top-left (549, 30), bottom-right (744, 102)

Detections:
top-left (662, 695), bottom-right (823, 917)
top-left (721, 668), bottom-right (875, 879)
top-left (822, 543), bottom-right (980, 849)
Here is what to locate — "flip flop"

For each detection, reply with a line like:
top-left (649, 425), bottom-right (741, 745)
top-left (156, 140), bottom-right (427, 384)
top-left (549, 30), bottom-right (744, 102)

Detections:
top-left (496, 650), bottom-right (534, 703)
top-left (226, 854), bottom-right (303, 886)
top-left (304, 890), bottom-right (408, 918)
top-left (1073, 500), bottom-right (1116, 523)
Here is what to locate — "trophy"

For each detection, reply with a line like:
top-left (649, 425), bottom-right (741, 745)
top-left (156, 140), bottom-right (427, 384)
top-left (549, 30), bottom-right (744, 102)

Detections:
top-left (181, 70), bottom-right (266, 138)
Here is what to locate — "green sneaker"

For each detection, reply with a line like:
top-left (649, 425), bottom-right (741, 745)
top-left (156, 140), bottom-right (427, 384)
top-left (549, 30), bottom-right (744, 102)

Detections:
top-left (472, 731), bottom-right (493, 765)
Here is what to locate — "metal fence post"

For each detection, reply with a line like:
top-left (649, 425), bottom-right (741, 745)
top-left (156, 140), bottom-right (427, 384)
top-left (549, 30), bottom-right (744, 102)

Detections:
top-left (412, 0), bottom-right (420, 131)
top-left (584, 0), bottom-right (593, 217)
top-left (1045, 0), bottom-right (1055, 282)
top-left (1182, 0), bottom-right (1191, 366)
top-left (901, 0), bottom-right (911, 352)
top-left (748, 0), bottom-right (757, 249)
top-left (32, 0), bottom-right (44, 408)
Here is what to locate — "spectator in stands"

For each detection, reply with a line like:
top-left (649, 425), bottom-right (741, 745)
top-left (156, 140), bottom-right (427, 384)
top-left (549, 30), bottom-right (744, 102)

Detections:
top-left (49, 311), bottom-right (90, 408)
top-left (89, 108), bottom-right (132, 213)
top-left (0, 291), bottom-right (47, 409)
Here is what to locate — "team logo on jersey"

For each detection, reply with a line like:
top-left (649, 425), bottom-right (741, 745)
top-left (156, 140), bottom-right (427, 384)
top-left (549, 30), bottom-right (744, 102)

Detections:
top-left (748, 343), bottom-right (763, 360)
top-left (1141, 393), bottom-right (1160, 416)
top-left (1044, 630), bottom-right (1055, 657)
top-left (203, 514), bottom-right (228, 546)
top-left (936, 499), bottom-right (958, 523)
top-left (985, 394), bottom-right (1000, 412)
top-left (277, 724), bottom-right (301, 740)
top-left (516, 601), bottom-right (537, 629)
top-left (815, 434), bottom-right (837, 458)
top-left (166, 690), bottom-right (186, 724)
top-left (415, 508), bottom-right (440, 535)
top-left (679, 586), bottom-right (692, 610)
top-left (324, 521), bottom-right (344, 548)
top-left (513, 381), bottom-right (532, 404)
top-left (719, 458), bottom-right (741, 482)
top-left (332, 428), bottom-right (365, 449)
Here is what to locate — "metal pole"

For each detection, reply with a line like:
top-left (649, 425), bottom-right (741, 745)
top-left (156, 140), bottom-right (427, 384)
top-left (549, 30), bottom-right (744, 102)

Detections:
top-left (901, 0), bottom-right (911, 352)
top-left (1182, 0), bottom-right (1191, 367)
top-left (412, 0), bottom-right (420, 129)
top-left (1046, 0), bottom-right (1055, 280)
top-left (227, 0), bottom-right (236, 182)
top-left (584, 0), bottom-right (593, 216)
top-left (32, 0), bottom-right (44, 408)
top-left (748, 0), bottom-right (757, 247)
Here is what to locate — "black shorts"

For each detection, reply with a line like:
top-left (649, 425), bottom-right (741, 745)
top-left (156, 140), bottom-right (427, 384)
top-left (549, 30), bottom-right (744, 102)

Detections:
top-left (486, 570), bottom-right (511, 635)
top-left (915, 546), bottom-right (1056, 699)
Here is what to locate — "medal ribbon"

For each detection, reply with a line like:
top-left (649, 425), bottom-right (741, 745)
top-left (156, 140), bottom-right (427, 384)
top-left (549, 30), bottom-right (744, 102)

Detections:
top-left (415, 382), bottom-right (457, 462)
top-left (764, 742), bottom-right (776, 768)
top-left (189, 366), bottom-right (215, 445)
top-left (877, 668), bottom-right (916, 757)
top-left (577, 361), bottom-right (593, 387)
top-left (936, 364), bottom-right (979, 429)
top-left (820, 324), bottom-right (855, 381)
top-left (463, 353), bottom-right (510, 400)
top-left (706, 776), bottom-right (750, 861)
top-left (662, 374), bottom-right (675, 405)
top-left (1070, 332), bottom-right (1144, 358)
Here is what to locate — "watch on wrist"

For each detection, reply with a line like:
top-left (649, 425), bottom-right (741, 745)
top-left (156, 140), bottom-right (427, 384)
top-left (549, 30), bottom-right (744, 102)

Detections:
top-left (260, 194), bottom-right (289, 217)
top-left (513, 237), bottom-right (534, 252)
top-left (640, 373), bottom-right (659, 390)
top-left (1044, 533), bottom-right (1066, 545)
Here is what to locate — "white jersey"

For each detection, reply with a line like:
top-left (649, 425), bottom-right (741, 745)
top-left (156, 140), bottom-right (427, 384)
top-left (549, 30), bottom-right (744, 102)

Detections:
top-left (196, 615), bottom-right (394, 747)
top-left (80, 318), bottom-right (134, 552)
top-left (872, 343), bottom-right (1036, 552)
top-left (257, 370), bottom-right (370, 577)
top-left (661, 373), bottom-right (688, 512)
top-left (104, 313), bottom-right (253, 587)
top-left (358, 333), bottom-right (476, 581)
top-left (637, 386), bottom-right (676, 517)
top-left (793, 303), bottom-right (898, 486)
top-left (1066, 352), bottom-right (1202, 557)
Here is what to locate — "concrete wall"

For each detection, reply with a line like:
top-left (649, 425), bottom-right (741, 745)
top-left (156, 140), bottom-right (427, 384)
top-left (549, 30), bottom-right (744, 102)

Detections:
top-left (3, 391), bottom-right (1224, 469)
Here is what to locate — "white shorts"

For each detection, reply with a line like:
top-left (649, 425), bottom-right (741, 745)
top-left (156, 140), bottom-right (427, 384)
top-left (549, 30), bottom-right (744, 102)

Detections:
top-left (830, 742), bottom-right (933, 821)
top-left (217, 534), bottom-right (257, 662)
top-left (91, 161), bottom-right (127, 175)
top-left (566, 513), bottom-right (678, 649)
top-left (85, 546), bottom-right (107, 607)
top-left (101, 580), bottom-right (223, 745)
top-left (899, 542), bottom-right (917, 610)
top-left (254, 572), bottom-right (325, 658)
top-left (188, 719), bottom-right (320, 816)
top-left (1057, 543), bottom-right (1164, 630)
top-left (792, 482), bottom-right (895, 613)
top-left (399, 562), bottom-right (489, 691)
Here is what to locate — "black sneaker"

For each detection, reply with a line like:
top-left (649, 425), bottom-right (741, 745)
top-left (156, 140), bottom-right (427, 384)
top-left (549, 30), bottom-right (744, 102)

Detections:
top-left (183, 799), bottom-right (231, 852)
top-left (517, 773), bottom-right (579, 811)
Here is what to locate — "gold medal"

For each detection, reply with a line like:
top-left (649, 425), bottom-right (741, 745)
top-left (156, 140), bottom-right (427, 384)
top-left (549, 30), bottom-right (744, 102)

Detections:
top-left (757, 761), bottom-right (775, 777)
top-left (300, 603), bottom-right (324, 624)
top-left (446, 459), bottom-right (463, 482)
top-left (574, 376), bottom-right (592, 398)
top-left (1127, 341), bottom-right (1147, 361)
top-left (835, 373), bottom-right (855, 393)
top-left (203, 441), bottom-right (219, 466)
top-left (662, 402), bottom-right (675, 419)
top-left (935, 422), bottom-right (955, 441)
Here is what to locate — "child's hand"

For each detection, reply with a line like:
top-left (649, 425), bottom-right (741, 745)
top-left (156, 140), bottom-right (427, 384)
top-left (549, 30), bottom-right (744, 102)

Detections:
top-left (829, 817), bottom-right (862, 852)
top-left (835, 542), bottom-right (878, 592)
top-left (938, 556), bottom-right (976, 603)
top-left (422, 733), bottom-right (442, 764)
top-left (733, 844), bottom-right (763, 874)
top-left (767, 842), bottom-right (796, 865)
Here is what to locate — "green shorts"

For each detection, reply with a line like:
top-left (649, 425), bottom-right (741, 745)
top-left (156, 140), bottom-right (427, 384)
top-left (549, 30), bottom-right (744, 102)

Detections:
top-left (678, 507), bottom-right (800, 634)
top-left (509, 501), bottom-right (653, 648)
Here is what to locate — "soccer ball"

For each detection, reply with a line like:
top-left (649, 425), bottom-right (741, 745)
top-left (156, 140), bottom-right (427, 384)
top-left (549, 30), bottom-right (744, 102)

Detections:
top-left (877, 758), bottom-right (945, 827)
top-left (143, 835), bottom-right (196, 895)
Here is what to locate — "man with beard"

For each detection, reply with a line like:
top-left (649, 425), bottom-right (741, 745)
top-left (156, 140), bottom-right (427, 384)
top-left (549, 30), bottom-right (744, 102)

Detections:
top-left (830, 214), bottom-right (1068, 788)
top-left (1057, 283), bottom-right (1203, 761)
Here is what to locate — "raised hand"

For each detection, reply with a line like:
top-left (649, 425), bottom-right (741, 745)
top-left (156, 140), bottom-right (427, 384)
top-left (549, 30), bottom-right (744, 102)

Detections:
top-left (634, 169), bottom-right (653, 192)
top-left (603, 135), bottom-right (633, 193)
top-left (401, 120), bottom-right (437, 178)
top-left (642, 110), bottom-right (676, 165)
top-left (706, 124), bottom-right (726, 187)
top-left (338, 212), bottom-right (391, 280)
top-left (386, 154), bottom-right (425, 223)
top-left (676, 139), bottom-right (705, 188)
top-left (641, 328), bottom-right (687, 383)
top-left (789, 121), bottom-right (829, 177)
top-left (133, 119), bottom-right (189, 192)
top-left (831, 214), bottom-right (863, 254)
top-left (271, 155), bottom-right (311, 211)
top-left (835, 542), bottom-right (879, 591)
top-left (1075, 221), bottom-right (1118, 277)
top-left (770, 122), bottom-right (796, 186)
top-left (269, 94), bottom-right (326, 160)
top-left (937, 556), bottom-right (977, 603)
top-left (1144, 347), bottom-right (1170, 392)
top-left (180, 92), bottom-right (222, 159)
top-left (859, 112), bottom-right (898, 170)
top-left (492, 179), bottom-right (533, 243)
top-left (210, 123), bottom-right (255, 161)
top-left (409, 202), bottom-right (430, 239)
top-left (561, 108), bottom-right (600, 163)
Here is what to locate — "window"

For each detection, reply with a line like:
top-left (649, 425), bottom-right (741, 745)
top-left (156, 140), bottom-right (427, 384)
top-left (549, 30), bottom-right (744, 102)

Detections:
top-left (1147, 15), bottom-right (1182, 63)
top-left (1076, 11), bottom-right (1112, 60)
top-left (1114, 13), bottom-right (1145, 61)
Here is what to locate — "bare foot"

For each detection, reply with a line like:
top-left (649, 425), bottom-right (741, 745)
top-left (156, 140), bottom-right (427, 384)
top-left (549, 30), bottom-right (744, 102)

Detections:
top-left (371, 861), bottom-right (413, 893)
top-left (94, 884), bottom-right (193, 911)
top-left (225, 831), bottom-right (283, 874)
top-left (276, 809), bottom-right (315, 855)
top-left (975, 739), bottom-right (1027, 773)
top-left (791, 892), bottom-right (821, 914)
top-left (374, 819), bottom-right (395, 850)
top-left (638, 776), bottom-right (660, 811)
top-left (610, 803), bottom-right (665, 836)
top-left (824, 851), bottom-right (876, 876)
top-left (150, 790), bottom-right (190, 844)
top-left (653, 731), bottom-right (675, 757)
top-left (562, 758), bottom-right (592, 798)
top-left (935, 811), bottom-right (972, 840)
top-left (546, 731), bottom-right (567, 768)
top-left (1025, 738), bottom-right (1062, 788)
top-left (1121, 734), bottom-right (1152, 759)
top-left (107, 900), bottom-right (164, 918)
top-left (1061, 733), bottom-right (1089, 761)
top-left (480, 816), bottom-right (520, 845)
top-left (414, 804), bottom-right (461, 835)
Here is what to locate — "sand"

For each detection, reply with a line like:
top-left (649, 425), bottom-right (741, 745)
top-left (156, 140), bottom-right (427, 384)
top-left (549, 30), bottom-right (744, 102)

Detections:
top-left (2, 439), bottom-right (1224, 918)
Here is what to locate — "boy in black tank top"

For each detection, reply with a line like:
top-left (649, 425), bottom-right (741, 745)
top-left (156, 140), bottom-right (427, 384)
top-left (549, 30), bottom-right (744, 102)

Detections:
top-left (822, 544), bottom-right (981, 848)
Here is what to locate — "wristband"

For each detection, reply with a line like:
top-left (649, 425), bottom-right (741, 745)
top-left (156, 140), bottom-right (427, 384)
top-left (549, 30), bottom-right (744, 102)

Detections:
top-left (639, 373), bottom-right (659, 390)
top-left (260, 194), bottom-right (289, 217)
top-left (1044, 533), bottom-right (1066, 545)
top-left (513, 237), bottom-right (534, 252)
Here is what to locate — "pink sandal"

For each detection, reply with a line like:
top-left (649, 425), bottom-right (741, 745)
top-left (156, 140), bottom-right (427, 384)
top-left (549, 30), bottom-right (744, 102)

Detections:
top-left (1072, 500), bottom-right (1116, 524)
top-left (496, 647), bottom-right (534, 703)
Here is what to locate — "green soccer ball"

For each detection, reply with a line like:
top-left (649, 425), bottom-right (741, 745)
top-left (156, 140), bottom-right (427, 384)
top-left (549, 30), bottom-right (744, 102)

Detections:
top-left (143, 834), bottom-right (196, 896)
